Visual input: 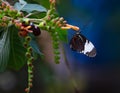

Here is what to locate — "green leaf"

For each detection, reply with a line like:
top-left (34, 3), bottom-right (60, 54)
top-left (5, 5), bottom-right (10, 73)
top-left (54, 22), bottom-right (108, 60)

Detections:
top-left (7, 26), bottom-right (27, 70)
top-left (57, 28), bottom-right (68, 43)
top-left (14, 2), bottom-right (47, 13)
top-left (30, 38), bottom-right (42, 55)
top-left (32, 0), bottom-right (50, 9)
top-left (23, 4), bottom-right (47, 13)
top-left (0, 28), bottom-right (10, 72)
top-left (29, 12), bottom-right (46, 19)
top-left (19, 0), bottom-right (27, 5)
top-left (14, 0), bottom-right (27, 11)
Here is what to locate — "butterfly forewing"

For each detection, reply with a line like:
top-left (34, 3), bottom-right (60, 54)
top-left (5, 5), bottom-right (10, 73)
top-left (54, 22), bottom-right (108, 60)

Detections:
top-left (70, 33), bottom-right (96, 57)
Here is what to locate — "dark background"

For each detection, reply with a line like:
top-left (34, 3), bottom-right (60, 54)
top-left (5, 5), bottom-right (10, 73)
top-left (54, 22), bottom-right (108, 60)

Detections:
top-left (57, 0), bottom-right (120, 93)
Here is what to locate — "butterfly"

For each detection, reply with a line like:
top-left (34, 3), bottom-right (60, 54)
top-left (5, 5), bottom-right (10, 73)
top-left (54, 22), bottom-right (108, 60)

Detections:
top-left (70, 32), bottom-right (96, 57)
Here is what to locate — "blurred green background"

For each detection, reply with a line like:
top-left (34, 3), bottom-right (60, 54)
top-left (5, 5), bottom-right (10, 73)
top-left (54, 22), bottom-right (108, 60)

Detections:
top-left (0, 0), bottom-right (120, 93)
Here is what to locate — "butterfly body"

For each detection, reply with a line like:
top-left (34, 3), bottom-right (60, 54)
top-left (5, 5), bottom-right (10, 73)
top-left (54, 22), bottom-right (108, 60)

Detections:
top-left (70, 32), bottom-right (96, 57)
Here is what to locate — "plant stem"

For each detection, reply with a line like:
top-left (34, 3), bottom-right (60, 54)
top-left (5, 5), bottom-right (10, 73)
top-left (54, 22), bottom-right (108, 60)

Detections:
top-left (61, 44), bottom-right (80, 93)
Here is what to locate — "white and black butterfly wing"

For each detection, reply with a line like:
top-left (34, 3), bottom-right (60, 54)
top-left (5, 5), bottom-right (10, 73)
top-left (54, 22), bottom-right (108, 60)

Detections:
top-left (70, 33), bottom-right (96, 57)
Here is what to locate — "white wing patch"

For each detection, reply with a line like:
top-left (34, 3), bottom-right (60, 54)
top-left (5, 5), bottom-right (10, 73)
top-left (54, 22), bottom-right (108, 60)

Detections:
top-left (82, 40), bottom-right (94, 53)
top-left (81, 40), bottom-right (96, 57)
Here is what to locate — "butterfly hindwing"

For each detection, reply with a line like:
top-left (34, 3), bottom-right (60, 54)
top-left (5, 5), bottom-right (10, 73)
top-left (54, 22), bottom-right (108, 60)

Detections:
top-left (70, 33), bottom-right (96, 57)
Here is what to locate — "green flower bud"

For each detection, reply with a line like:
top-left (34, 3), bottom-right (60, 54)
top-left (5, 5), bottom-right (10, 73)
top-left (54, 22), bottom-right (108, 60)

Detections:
top-left (27, 62), bottom-right (32, 66)
top-left (54, 55), bottom-right (60, 64)
top-left (52, 35), bottom-right (59, 41)
top-left (29, 83), bottom-right (33, 87)
top-left (25, 36), bottom-right (31, 42)
top-left (28, 57), bottom-right (34, 62)
top-left (39, 21), bottom-right (46, 28)
top-left (30, 74), bottom-right (34, 79)
top-left (50, 14), bottom-right (55, 19)
top-left (51, 19), bottom-right (56, 24)
top-left (51, 17), bottom-right (59, 24)
top-left (27, 47), bottom-right (33, 52)
top-left (23, 42), bottom-right (28, 48)
top-left (55, 55), bottom-right (60, 60)
top-left (54, 17), bottom-right (59, 21)
top-left (53, 41), bottom-right (59, 49)
top-left (25, 52), bottom-right (31, 58)
top-left (53, 41), bottom-right (59, 45)
top-left (59, 17), bottom-right (64, 22)
top-left (51, 26), bottom-right (55, 30)
top-left (28, 69), bottom-right (33, 74)
top-left (46, 26), bottom-right (51, 31)
top-left (55, 60), bottom-right (60, 64)
top-left (29, 79), bottom-right (33, 82)
top-left (56, 20), bottom-right (61, 26)
top-left (16, 12), bottom-right (23, 17)
top-left (53, 44), bottom-right (59, 49)
top-left (54, 50), bottom-right (60, 54)
top-left (22, 18), bottom-right (30, 24)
